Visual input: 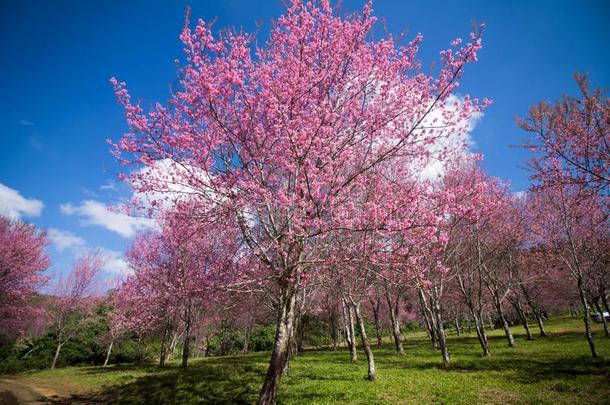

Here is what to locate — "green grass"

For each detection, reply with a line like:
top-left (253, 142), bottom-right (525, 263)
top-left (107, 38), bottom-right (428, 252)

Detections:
top-left (7, 316), bottom-right (610, 404)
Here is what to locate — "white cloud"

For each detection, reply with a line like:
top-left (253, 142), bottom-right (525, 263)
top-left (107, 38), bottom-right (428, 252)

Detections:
top-left (18, 119), bottom-right (34, 126)
top-left (0, 183), bottom-right (44, 219)
top-left (513, 190), bottom-right (527, 200)
top-left (100, 249), bottom-right (132, 276)
top-left (60, 200), bottom-right (155, 238)
top-left (46, 228), bottom-right (131, 277)
top-left (418, 95), bottom-right (483, 181)
top-left (100, 180), bottom-right (118, 191)
top-left (47, 228), bottom-right (86, 252)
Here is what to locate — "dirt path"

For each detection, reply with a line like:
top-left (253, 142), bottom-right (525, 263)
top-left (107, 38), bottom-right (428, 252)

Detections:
top-left (0, 379), bottom-right (57, 405)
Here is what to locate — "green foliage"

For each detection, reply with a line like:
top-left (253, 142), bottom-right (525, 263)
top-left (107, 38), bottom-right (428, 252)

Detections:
top-left (0, 302), bottom-right (111, 373)
top-left (206, 321), bottom-right (244, 356)
top-left (299, 314), bottom-right (333, 349)
top-left (401, 320), bottom-right (420, 332)
top-left (249, 325), bottom-right (275, 352)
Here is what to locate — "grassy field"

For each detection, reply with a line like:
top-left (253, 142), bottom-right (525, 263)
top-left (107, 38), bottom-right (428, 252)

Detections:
top-left (3, 316), bottom-right (610, 404)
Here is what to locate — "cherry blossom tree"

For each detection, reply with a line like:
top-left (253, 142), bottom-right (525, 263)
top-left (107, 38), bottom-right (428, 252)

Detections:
top-left (0, 216), bottom-right (50, 342)
top-left (48, 249), bottom-right (105, 369)
top-left (528, 184), bottom-right (608, 357)
top-left (110, 2), bottom-right (486, 401)
top-left (519, 75), bottom-right (609, 357)
top-left (519, 73), bottom-right (609, 193)
top-left (115, 210), bottom-right (241, 367)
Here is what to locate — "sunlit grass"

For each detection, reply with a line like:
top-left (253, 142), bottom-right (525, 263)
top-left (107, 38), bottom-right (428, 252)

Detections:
top-left (10, 316), bottom-right (610, 404)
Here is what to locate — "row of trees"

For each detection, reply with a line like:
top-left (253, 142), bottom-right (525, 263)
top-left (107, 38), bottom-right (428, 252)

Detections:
top-left (1, 2), bottom-right (607, 405)
top-left (104, 2), bottom-right (608, 404)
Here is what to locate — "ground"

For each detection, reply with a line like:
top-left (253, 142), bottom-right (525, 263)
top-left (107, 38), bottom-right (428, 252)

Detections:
top-left (1, 316), bottom-right (609, 404)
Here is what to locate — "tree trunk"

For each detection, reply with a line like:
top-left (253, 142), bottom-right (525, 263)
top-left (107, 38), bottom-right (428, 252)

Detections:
top-left (204, 335), bottom-right (210, 357)
top-left (417, 288), bottom-right (437, 349)
top-left (257, 284), bottom-right (297, 405)
top-left (369, 298), bottom-right (383, 349)
top-left (593, 298), bottom-right (610, 338)
top-left (104, 338), bottom-right (114, 366)
top-left (432, 298), bottom-right (450, 368)
top-left (520, 311), bottom-right (534, 341)
top-left (243, 326), bottom-right (251, 353)
top-left (534, 312), bottom-right (547, 337)
top-left (601, 288), bottom-right (610, 338)
top-left (341, 298), bottom-right (357, 363)
top-left (510, 296), bottom-right (533, 341)
top-left (493, 295), bottom-right (515, 347)
top-left (474, 315), bottom-right (491, 356)
top-left (169, 330), bottom-right (180, 360)
top-left (135, 335), bottom-right (143, 364)
top-left (282, 311), bottom-right (299, 376)
top-left (486, 312), bottom-right (494, 330)
top-left (454, 318), bottom-right (461, 336)
top-left (51, 341), bottom-right (62, 370)
top-left (328, 304), bottom-right (339, 350)
top-left (521, 286), bottom-right (548, 337)
top-left (352, 301), bottom-right (376, 381)
top-left (181, 312), bottom-right (193, 369)
top-left (385, 290), bottom-right (405, 355)
top-left (463, 302), bottom-right (490, 356)
top-left (159, 325), bottom-right (171, 367)
top-left (577, 278), bottom-right (598, 357)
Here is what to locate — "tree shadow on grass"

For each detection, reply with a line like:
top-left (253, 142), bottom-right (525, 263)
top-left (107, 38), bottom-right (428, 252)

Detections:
top-left (49, 355), bottom-right (268, 404)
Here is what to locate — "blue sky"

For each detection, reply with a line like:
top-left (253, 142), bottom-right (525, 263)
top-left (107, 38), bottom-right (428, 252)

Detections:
top-left (1, 0), bottom-right (609, 279)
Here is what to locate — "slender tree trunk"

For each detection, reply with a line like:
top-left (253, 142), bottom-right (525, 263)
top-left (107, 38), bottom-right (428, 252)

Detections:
top-left (243, 326), bottom-right (251, 353)
top-left (104, 338), bottom-right (114, 366)
top-left (454, 318), bottom-right (461, 336)
top-left (493, 295), bottom-right (515, 347)
top-left (328, 304), bottom-right (339, 350)
top-left (600, 288), bottom-right (610, 338)
top-left (534, 312), bottom-right (547, 337)
top-left (515, 298), bottom-right (534, 341)
top-left (204, 335), bottom-right (210, 357)
top-left (329, 315), bottom-right (339, 350)
top-left (385, 290), bottom-right (405, 355)
top-left (593, 298), bottom-right (610, 338)
top-left (510, 295), bottom-right (533, 341)
top-left (159, 325), bottom-right (171, 367)
top-left (51, 341), bottom-right (63, 370)
top-left (474, 315), bottom-right (490, 356)
top-left (169, 330), bottom-right (180, 360)
top-left (333, 327), bottom-right (340, 350)
top-left (463, 303), bottom-right (490, 356)
top-left (135, 335), bottom-right (143, 364)
top-left (418, 288), bottom-right (437, 349)
top-left (181, 311), bottom-right (193, 369)
top-left (341, 298), bottom-right (357, 362)
top-left (522, 286), bottom-right (548, 337)
top-left (600, 287), bottom-right (610, 318)
top-left (577, 278), bottom-right (598, 358)
top-left (456, 274), bottom-right (488, 354)
top-left (352, 301), bottom-right (376, 381)
top-left (486, 311), bottom-right (494, 330)
top-left (257, 284), bottom-right (297, 405)
top-left (428, 296), bottom-right (449, 367)
top-left (369, 298), bottom-right (383, 349)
